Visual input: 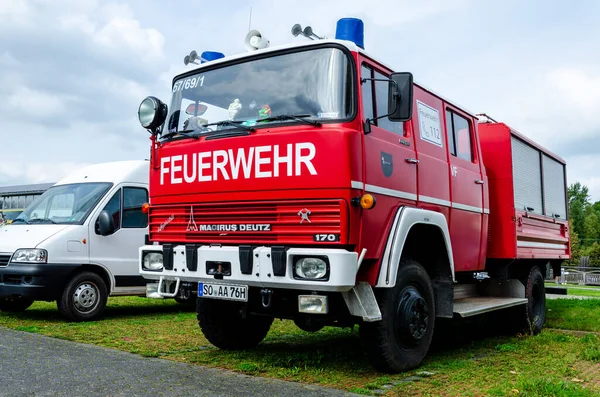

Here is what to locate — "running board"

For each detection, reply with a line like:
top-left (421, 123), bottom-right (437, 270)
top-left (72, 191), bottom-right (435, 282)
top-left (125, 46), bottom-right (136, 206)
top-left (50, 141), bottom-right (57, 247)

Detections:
top-left (453, 297), bottom-right (528, 318)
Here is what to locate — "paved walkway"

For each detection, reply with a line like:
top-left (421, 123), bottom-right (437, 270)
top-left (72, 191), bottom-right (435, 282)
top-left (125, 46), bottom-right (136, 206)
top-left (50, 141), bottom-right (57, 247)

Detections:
top-left (0, 327), bottom-right (362, 397)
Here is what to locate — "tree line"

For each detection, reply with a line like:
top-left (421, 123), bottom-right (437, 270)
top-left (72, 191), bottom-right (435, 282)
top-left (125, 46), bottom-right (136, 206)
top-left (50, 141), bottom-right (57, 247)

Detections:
top-left (567, 182), bottom-right (600, 266)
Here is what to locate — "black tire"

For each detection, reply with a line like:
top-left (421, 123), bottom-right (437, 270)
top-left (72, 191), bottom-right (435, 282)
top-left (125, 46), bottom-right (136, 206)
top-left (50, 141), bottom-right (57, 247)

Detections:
top-left (0, 296), bottom-right (34, 312)
top-left (520, 265), bottom-right (546, 335)
top-left (57, 271), bottom-right (108, 322)
top-left (359, 258), bottom-right (435, 373)
top-left (196, 298), bottom-right (273, 350)
top-left (174, 296), bottom-right (197, 306)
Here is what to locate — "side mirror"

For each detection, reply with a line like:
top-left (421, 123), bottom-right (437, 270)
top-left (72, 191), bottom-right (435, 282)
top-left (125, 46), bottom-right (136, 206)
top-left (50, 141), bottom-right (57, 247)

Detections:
top-left (97, 210), bottom-right (115, 236)
top-left (388, 72), bottom-right (414, 122)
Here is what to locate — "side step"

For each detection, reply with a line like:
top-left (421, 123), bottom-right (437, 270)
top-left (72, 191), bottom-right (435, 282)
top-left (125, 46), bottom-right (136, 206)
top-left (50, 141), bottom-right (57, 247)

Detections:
top-left (453, 297), bottom-right (528, 318)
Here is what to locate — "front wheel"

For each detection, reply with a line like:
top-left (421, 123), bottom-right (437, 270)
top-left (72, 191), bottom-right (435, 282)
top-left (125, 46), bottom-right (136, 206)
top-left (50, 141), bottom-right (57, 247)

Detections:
top-left (57, 271), bottom-right (108, 322)
top-left (0, 296), bottom-right (34, 312)
top-left (197, 298), bottom-right (273, 350)
top-left (359, 258), bottom-right (436, 373)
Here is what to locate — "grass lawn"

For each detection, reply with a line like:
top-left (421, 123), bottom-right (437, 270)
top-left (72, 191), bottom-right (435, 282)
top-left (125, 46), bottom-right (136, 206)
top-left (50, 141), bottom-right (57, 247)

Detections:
top-left (545, 283), bottom-right (600, 298)
top-left (1, 297), bottom-right (600, 396)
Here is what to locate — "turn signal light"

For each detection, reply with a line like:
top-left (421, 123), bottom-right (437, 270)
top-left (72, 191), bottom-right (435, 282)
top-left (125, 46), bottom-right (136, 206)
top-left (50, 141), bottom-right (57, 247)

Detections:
top-left (360, 194), bottom-right (376, 209)
top-left (141, 202), bottom-right (150, 214)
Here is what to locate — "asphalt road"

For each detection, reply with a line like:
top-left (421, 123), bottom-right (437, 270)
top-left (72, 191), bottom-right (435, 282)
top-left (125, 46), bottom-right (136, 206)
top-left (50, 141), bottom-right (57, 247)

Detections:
top-left (0, 327), bottom-right (362, 397)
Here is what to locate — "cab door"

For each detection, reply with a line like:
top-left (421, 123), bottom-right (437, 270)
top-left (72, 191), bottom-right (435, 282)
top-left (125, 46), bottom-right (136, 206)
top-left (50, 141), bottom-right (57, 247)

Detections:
top-left (88, 185), bottom-right (149, 289)
top-left (445, 107), bottom-right (484, 272)
top-left (360, 61), bottom-right (418, 261)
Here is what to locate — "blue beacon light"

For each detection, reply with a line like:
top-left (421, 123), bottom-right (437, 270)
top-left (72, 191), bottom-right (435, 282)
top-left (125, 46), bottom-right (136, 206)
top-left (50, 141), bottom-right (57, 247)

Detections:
top-left (335, 18), bottom-right (365, 49)
top-left (200, 51), bottom-right (225, 63)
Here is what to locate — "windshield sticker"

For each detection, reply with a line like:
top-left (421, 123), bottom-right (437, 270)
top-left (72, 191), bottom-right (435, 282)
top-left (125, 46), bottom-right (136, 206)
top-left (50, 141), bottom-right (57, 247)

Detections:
top-left (173, 75), bottom-right (205, 92)
top-left (318, 111), bottom-right (339, 118)
top-left (417, 100), bottom-right (443, 148)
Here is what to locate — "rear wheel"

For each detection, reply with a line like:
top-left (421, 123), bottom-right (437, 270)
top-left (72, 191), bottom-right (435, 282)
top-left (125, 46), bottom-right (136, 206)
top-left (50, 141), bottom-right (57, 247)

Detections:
top-left (197, 298), bottom-right (273, 350)
top-left (0, 296), bottom-right (34, 312)
top-left (360, 258), bottom-right (435, 373)
top-left (57, 271), bottom-right (108, 322)
top-left (521, 265), bottom-right (546, 335)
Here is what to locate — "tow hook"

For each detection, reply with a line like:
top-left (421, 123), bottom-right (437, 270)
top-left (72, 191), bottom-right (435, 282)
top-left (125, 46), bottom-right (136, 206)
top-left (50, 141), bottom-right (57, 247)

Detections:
top-left (261, 288), bottom-right (273, 308)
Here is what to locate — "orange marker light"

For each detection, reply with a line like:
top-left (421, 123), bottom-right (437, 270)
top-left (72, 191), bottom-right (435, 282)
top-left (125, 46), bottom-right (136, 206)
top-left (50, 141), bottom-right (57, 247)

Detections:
top-left (141, 203), bottom-right (150, 214)
top-left (82, 238), bottom-right (87, 244)
top-left (360, 194), bottom-right (376, 209)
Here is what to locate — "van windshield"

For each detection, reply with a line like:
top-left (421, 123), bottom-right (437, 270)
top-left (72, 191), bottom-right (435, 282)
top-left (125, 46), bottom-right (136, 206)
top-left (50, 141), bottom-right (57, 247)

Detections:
top-left (13, 183), bottom-right (112, 225)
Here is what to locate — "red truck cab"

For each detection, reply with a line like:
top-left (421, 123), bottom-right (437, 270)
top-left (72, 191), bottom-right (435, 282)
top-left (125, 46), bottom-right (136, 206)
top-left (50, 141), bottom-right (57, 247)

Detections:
top-left (137, 18), bottom-right (569, 373)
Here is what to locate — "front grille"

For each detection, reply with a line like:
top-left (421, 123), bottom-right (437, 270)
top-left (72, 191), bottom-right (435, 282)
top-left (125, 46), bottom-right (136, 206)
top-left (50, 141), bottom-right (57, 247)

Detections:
top-left (149, 199), bottom-right (347, 245)
top-left (0, 255), bottom-right (10, 267)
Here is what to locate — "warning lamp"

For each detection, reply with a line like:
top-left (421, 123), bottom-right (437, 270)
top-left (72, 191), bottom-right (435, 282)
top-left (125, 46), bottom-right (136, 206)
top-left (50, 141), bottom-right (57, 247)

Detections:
top-left (141, 203), bottom-right (150, 214)
top-left (335, 18), bottom-right (365, 49)
top-left (351, 194), bottom-right (376, 209)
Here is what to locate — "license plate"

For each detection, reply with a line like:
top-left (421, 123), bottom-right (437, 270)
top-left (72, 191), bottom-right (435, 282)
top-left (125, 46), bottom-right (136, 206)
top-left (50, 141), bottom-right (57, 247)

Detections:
top-left (198, 282), bottom-right (248, 302)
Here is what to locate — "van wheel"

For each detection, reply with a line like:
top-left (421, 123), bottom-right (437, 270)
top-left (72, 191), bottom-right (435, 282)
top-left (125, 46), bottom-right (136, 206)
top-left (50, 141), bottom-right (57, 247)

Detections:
top-left (520, 265), bottom-right (546, 335)
top-left (0, 296), bottom-right (34, 312)
top-left (197, 298), bottom-right (273, 350)
top-left (57, 272), bottom-right (108, 322)
top-left (359, 258), bottom-right (435, 373)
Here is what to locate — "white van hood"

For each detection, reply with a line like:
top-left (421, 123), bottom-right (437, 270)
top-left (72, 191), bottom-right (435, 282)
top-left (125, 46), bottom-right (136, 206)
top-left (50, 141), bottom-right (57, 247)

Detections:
top-left (0, 225), bottom-right (70, 253)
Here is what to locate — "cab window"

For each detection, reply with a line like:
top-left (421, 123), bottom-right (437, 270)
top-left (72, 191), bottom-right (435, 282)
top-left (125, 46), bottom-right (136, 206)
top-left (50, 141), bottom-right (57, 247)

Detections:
top-left (446, 110), bottom-right (473, 162)
top-left (361, 63), bottom-right (403, 134)
top-left (123, 187), bottom-right (148, 228)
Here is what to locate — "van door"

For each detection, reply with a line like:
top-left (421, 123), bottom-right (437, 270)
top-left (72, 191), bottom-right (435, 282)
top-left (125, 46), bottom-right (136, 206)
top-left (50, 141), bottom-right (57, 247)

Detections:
top-left (360, 62), bottom-right (418, 266)
top-left (444, 107), bottom-right (484, 272)
top-left (88, 185), bottom-right (149, 290)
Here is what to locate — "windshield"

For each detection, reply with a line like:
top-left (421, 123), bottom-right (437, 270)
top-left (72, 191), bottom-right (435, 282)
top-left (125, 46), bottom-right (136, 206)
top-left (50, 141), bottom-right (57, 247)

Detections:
top-left (163, 46), bottom-right (353, 136)
top-left (14, 183), bottom-right (112, 225)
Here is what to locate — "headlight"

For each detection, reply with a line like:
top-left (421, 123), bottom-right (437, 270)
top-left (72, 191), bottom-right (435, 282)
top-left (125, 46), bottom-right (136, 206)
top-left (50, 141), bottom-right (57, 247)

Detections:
top-left (138, 96), bottom-right (168, 131)
top-left (11, 249), bottom-right (48, 263)
top-left (143, 252), bottom-right (163, 271)
top-left (294, 257), bottom-right (329, 280)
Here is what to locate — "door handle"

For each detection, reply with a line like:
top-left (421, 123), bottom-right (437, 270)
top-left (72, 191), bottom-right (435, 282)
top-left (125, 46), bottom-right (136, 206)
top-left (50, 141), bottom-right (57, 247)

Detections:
top-left (405, 158), bottom-right (419, 164)
top-left (475, 179), bottom-right (485, 184)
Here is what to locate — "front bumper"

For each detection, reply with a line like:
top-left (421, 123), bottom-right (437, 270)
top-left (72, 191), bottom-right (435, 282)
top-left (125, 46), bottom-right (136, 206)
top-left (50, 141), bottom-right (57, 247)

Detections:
top-left (0, 263), bottom-right (79, 301)
top-left (139, 244), bottom-right (359, 293)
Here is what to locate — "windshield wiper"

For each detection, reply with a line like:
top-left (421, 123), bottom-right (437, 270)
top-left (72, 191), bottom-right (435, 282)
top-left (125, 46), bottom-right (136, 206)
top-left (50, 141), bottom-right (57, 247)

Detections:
top-left (10, 219), bottom-right (29, 224)
top-left (258, 114), bottom-right (322, 127)
top-left (202, 120), bottom-right (256, 132)
top-left (160, 129), bottom-right (202, 141)
top-left (28, 218), bottom-right (57, 224)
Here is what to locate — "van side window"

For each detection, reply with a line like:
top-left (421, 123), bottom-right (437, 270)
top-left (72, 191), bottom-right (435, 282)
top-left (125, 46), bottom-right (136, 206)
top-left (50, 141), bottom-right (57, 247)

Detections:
top-left (361, 65), bottom-right (375, 121)
top-left (123, 187), bottom-right (148, 228)
top-left (374, 70), bottom-right (403, 134)
top-left (103, 189), bottom-right (121, 231)
top-left (446, 110), bottom-right (473, 162)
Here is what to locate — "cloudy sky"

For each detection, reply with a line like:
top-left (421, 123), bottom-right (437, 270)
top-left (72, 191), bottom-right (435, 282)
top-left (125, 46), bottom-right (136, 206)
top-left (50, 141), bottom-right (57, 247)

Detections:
top-left (1, 0), bottom-right (599, 201)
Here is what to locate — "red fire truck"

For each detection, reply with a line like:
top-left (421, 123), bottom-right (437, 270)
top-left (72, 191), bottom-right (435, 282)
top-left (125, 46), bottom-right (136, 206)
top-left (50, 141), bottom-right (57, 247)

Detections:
top-left (136, 18), bottom-right (570, 373)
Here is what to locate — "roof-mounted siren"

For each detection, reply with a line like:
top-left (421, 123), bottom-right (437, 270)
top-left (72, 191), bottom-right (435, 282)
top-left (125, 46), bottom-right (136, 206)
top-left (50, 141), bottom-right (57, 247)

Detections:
top-left (244, 29), bottom-right (270, 51)
top-left (335, 17), bottom-right (365, 49)
top-left (291, 23), bottom-right (325, 40)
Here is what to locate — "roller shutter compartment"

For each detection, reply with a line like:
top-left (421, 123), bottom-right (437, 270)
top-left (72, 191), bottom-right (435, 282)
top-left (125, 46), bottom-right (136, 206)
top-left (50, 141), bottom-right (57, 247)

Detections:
top-left (511, 136), bottom-right (543, 215)
top-left (542, 154), bottom-right (567, 220)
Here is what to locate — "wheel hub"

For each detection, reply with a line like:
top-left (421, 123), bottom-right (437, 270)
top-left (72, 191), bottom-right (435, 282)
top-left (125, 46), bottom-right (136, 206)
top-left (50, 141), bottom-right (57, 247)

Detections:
top-left (396, 287), bottom-right (429, 346)
top-left (73, 282), bottom-right (98, 312)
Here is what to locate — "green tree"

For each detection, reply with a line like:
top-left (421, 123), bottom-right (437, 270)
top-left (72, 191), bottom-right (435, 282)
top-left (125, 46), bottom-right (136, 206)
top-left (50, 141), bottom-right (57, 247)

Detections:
top-left (568, 219), bottom-right (582, 266)
top-left (583, 208), bottom-right (600, 243)
top-left (568, 182), bottom-right (592, 245)
top-left (583, 242), bottom-right (600, 267)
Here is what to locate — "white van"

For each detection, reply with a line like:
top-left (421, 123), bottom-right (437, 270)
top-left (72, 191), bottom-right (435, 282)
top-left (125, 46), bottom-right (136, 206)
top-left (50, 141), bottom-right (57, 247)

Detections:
top-left (0, 160), bottom-right (192, 321)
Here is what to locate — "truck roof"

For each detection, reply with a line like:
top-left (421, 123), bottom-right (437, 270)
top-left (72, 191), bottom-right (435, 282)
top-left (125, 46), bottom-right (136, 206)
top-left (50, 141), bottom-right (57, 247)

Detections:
top-left (55, 160), bottom-right (149, 186)
top-left (176, 38), bottom-right (479, 119)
